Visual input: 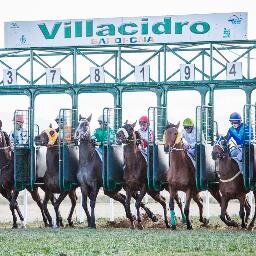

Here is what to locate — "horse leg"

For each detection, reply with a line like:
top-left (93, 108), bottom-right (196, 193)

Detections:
top-left (148, 190), bottom-right (170, 228)
top-left (244, 196), bottom-right (251, 224)
top-left (193, 193), bottom-right (209, 226)
top-left (248, 191), bottom-right (256, 230)
top-left (9, 191), bottom-right (21, 228)
top-left (43, 192), bottom-right (53, 227)
top-left (27, 187), bottom-right (48, 227)
top-left (220, 196), bottom-right (238, 227)
top-left (135, 186), bottom-right (147, 230)
top-left (208, 184), bottom-right (232, 222)
top-left (0, 187), bottom-right (24, 224)
top-left (132, 192), bottom-right (157, 222)
top-left (184, 190), bottom-right (193, 230)
top-left (81, 186), bottom-right (92, 228)
top-left (238, 194), bottom-right (247, 229)
top-left (168, 187), bottom-right (177, 230)
top-left (174, 193), bottom-right (186, 224)
top-left (67, 189), bottom-right (78, 227)
top-left (53, 191), bottom-right (69, 227)
top-left (125, 187), bottom-right (135, 229)
top-left (88, 186), bottom-right (99, 229)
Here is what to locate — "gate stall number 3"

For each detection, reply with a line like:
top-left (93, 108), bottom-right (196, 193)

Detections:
top-left (3, 69), bottom-right (17, 85)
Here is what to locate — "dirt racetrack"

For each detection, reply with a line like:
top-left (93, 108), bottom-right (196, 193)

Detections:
top-left (0, 188), bottom-right (252, 226)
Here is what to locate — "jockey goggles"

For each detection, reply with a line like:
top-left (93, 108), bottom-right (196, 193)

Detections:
top-left (184, 126), bottom-right (193, 130)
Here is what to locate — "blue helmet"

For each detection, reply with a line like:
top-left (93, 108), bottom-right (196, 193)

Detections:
top-left (229, 112), bottom-right (242, 122)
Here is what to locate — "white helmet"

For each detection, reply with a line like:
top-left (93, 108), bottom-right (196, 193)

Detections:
top-left (97, 115), bottom-right (104, 122)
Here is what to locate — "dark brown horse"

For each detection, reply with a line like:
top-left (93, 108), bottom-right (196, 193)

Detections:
top-left (34, 128), bottom-right (78, 227)
top-left (116, 121), bottom-right (185, 229)
top-left (164, 122), bottom-right (225, 230)
top-left (74, 115), bottom-right (157, 228)
top-left (0, 125), bottom-right (49, 228)
top-left (211, 136), bottom-right (251, 228)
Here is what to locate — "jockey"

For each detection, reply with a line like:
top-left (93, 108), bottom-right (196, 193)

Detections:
top-left (91, 114), bottom-right (114, 153)
top-left (181, 118), bottom-right (196, 159)
top-left (9, 114), bottom-right (28, 147)
top-left (226, 112), bottom-right (251, 161)
top-left (137, 115), bottom-right (153, 154)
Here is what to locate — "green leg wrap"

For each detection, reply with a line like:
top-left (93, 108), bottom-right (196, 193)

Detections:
top-left (181, 213), bottom-right (186, 223)
top-left (169, 210), bottom-right (176, 226)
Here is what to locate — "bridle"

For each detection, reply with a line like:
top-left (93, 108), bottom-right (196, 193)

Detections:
top-left (116, 127), bottom-right (139, 145)
top-left (164, 128), bottom-right (184, 153)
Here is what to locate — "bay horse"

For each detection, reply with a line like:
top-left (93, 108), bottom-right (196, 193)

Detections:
top-left (164, 122), bottom-right (226, 230)
top-left (34, 127), bottom-right (78, 227)
top-left (116, 121), bottom-right (185, 229)
top-left (211, 136), bottom-right (251, 228)
top-left (0, 124), bottom-right (49, 228)
top-left (74, 115), bottom-right (157, 229)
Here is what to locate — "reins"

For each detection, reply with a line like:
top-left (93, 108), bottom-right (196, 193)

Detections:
top-left (219, 170), bottom-right (242, 183)
top-left (214, 139), bottom-right (242, 183)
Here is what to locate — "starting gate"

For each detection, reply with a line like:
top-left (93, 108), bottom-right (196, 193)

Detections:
top-left (13, 109), bottom-right (34, 191)
top-left (102, 107), bottom-right (124, 192)
top-left (147, 106), bottom-right (169, 191)
top-left (1, 35), bottom-right (256, 193)
top-left (58, 108), bottom-right (79, 191)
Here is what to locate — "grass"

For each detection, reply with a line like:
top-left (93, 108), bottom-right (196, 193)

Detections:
top-left (0, 217), bottom-right (255, 256)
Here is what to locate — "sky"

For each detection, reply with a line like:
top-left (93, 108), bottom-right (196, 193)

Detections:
top-left (0, 0), bottom-right (255, 134)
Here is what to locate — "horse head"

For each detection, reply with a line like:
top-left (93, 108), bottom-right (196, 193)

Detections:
top-left (74, 114), bottom-right (92, 141)
top-left (116, 120), bottom-right (137, 145)
top-left (34, 128), bottom-right (58, 147)
top-left (211, 136), bottom-right (228, 160)
top-left (0, 130), bottom-right (11, 160)
top-left (163, 121), bottom-right (181, 152)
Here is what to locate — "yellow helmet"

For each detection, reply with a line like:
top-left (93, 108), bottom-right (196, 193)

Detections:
top-left (183, 118), bottom-right (194, 126)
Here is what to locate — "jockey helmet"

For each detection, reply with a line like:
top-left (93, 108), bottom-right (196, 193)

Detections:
top-left (229, 112), bottom-right (242, 122)
top-left (139, 115), bottom-right (148, 123)
top-left (183, 118), bottom-right (194, 127)
top-left (14, 114), bottom-right (24, 123)
top-left (98, 114), bottom-right (108, 124)
top-left (55, 116), bottom-right (64, 123)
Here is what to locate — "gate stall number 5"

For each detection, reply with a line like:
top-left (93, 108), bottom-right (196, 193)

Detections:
top-left (3, 69), bottom-right (17, 85)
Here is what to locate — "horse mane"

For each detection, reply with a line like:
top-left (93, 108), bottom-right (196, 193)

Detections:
top-left (165, 122), bottom-right (177, 130)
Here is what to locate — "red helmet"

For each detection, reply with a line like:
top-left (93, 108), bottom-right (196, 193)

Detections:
top-left (14, 114), bottom-right (24, 123)
top-left (139, 115), bottom-right (148, 123)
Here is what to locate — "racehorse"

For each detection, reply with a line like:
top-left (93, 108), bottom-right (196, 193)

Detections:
top-left (34, 127), bottom-right (78, 227)
top-left (0, 123), bottom-right (49, 228)
top-left (163, 122), bottom-right (226, 230)
top-left (74, 115), bottom-right (158, 229)
top-left (116, 121), bottom-right (185, 229)
top-left (211, 136), bottom-right (251, 228)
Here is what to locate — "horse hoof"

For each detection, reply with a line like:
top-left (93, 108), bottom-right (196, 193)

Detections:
top-left (68, 221), bottom-right (74, 227)
top-left (166, 223), bottom-right (171, 229)
top-left (248, 224), bottom-right (254, 231)
top-left (187, 224), bottom-right (193, 230)
top-left (137, 224), bottom-right (144, 230)
top-left (151, 215), bottom-right (158, 222)
top-left (12, 224), bottom-right (18, 229)
top-left (171, 225), bottom-right (176, 230)
top-left (201, 218), bottom-right (209, 227)
top-left (132, 215), bottom-right (136, 221)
